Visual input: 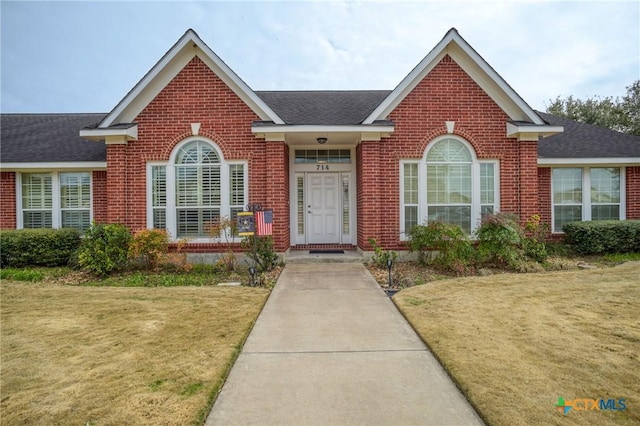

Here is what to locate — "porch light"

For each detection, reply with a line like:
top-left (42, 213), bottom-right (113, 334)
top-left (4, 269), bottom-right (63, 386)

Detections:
top-left (316, 137), bottom-right (328, 144)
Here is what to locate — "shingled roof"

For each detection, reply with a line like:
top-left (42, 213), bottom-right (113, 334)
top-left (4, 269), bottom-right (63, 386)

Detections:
top-left (538, 111), bottom-right (640, 159)
top-left (255, 90), bottom-right (391, 125)
top-left (1, 113), bottom-right (107, 163)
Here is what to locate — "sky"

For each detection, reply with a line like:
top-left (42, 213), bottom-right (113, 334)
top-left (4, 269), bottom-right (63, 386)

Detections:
top-left (1, 0), bottom-right (638, 114)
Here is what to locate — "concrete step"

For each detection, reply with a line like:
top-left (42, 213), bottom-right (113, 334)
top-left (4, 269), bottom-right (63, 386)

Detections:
top-left (284, 249), bottom-right (365, 264)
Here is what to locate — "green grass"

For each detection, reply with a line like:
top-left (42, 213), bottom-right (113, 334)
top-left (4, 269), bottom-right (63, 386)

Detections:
top-left (0, 267), bottom-right (70, 282)
top-left (603, 252), bottom-right (640, 264)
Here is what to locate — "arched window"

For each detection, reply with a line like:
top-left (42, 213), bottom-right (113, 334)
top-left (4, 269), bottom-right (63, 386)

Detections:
top-left (426, 138), bottom-right (473, 232)
top-left (400, 136), bottom-right (499, 236)
top-left (175, 140), bottom-right (222, 237)
top-left (147, 138), bottom-right (247, 239)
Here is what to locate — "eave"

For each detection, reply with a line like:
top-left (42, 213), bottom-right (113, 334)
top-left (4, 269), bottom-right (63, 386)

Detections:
top-left (506, 123), bottom-right (564, 141)
top-left (538, 157), bottom-right (640, 166)
top-left (79, 124), bottom-right (138, 143)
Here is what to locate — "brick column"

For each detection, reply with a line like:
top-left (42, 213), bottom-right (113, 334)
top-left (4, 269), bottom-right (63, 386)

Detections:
top-left (0, 172), bottom-right (17, 229)
top-left (265, 141), bottom-right (290, 251)
top-left (518, 140), bottom-right (539, 222)
top-left (357, 140), bottom-right (381, 249)
top-left (106, 144), bottom-right (128, 224)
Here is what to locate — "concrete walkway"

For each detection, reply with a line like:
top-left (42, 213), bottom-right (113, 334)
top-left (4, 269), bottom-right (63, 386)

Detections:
top-left (206, 264), bottom-right (484, 425)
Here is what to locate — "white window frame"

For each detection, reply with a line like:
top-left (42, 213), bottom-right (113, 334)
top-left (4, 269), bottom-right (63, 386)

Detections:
top-left (551, 166), bottom-right (626, 233)
top-left (400, 136), bottom-right (499, 239)
top-left (146, 137), bottom-right (248, 242)
top-left (16, 171), bottom-right (93, 231)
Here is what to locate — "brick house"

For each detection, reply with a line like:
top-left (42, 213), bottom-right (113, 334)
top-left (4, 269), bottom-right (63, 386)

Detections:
top-left (2, 28), bottom-right (639, 254)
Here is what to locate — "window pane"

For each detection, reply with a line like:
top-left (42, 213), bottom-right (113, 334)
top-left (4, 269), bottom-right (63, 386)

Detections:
top-left (201, 166), bottom-right (221, 206)
top-left (403, 163), bottom-right (418, 204)
top-left (480, 163), bottom-right (495, 204)
top-left (428, 206), bottom-right (471, 234)
top-left (404, 206), bottom-right (418, 234)
top-left (426, 139), bottom-right (472, 162)
top-left (23, 211), bottom-right (52, 229)
top-left (553, 168), bottom-right (582, 204)
top-left (153, 209), bottom-right (166, 230)
top-left (554, 205), bottom-right (582, 231)
top-left (152, 166), bottom-right (166, 207)
top-left (591, 205), bottom-right (620, 221)
top-left (297, 176), bottom-right (305, 235)
top-left (60, 173), bottom-right (90, 209)
top-left (591, 168), bottom-right (620, 203)
top-left (22, 173), bottom-right (52, 209)
top-left (427, 164), bottom-right (471, 204)
top-left (177, 208), bottom-right (219, 237)
top-left (62, 210), bottom-right (90, 232)
top-left (229, 164), bottom-right (245, 206)
top-left (481, 205), bottom-right (494, 219)
top-left (342, 175), bottom-right (349, 234)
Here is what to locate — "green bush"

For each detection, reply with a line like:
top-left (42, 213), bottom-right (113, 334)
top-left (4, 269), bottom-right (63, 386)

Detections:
top-left (242, 236), bottom-right (282, 272)
top-left (77, 223), bottom-right (132, 276)
top-left (476, 213), bottom-right (526, 269)
top-left (563, 220), bottom-right (640, 254)
top-left (0, 228), bottom-right (81, 267)
top-left (408, 222), bottom-right (475, 273)
top-left (368, 238), bottom-right (398, 268)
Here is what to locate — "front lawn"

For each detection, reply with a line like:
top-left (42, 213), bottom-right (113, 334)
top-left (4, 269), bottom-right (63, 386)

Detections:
top-left (394, 261), bottom-right (640, 425)
top-left (0, 280), bottom-right (269, 425)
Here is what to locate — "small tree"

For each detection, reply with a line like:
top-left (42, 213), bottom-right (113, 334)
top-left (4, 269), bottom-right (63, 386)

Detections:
top-left (129, 229), bottom-right (169, 270)
top-left (209, 216), bottom-right (238, 271)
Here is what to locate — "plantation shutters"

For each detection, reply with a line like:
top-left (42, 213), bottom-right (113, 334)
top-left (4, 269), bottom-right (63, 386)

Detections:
top-left (59, 172), bottom-right (91, 232)
top-left (148, 139), bottom-right (247, 239)
top-left (20, 172), bottom-right (92, 232)
top-left (21, 173), bottom-right (53, 228)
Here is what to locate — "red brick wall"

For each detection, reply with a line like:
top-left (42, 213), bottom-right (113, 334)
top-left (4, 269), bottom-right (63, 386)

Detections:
top-left (92, 171), bottom-right (108, 224)
top-left (0, 172), bottom-right (16, 229)
top-left (626, 166), bottom-right (640, 219)
top-left (537, 167), bottom-right (552, 226)
top-left (357, 55), bottom-right (537, 249)
top-left (104, 56), bottom-right (285, 250)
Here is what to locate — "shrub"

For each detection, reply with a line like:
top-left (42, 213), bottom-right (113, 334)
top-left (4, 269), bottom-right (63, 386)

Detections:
top-left (129, 229), bottom-right (169, 270)
top-left (408, 222), bottom-right (475, 273)
top-left (242, 236), bottom-right (281, 272)
top-left (563, 220), bottom-right (640, 254)
top-left (368, 238), bottom-right (398, 268)
top-left (77, 223), bottom-right (132, 276)
top-left (523, 214), bottom-right (549, 262)
top-left (476, 213), bottom-right (526, 269)
top-left (0, 228), bottom-right (81, 267)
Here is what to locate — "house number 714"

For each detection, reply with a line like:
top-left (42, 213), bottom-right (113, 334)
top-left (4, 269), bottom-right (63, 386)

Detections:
top-left (316, 164), bottom-right (330, 171)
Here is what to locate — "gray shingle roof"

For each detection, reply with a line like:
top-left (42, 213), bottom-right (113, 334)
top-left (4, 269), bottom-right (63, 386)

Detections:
top-left (255, 90), bottom-right (391, 125)
top-left (537, 111), bottom-right (640, 158)
top-left (1, 113), bottom-right (107, 163)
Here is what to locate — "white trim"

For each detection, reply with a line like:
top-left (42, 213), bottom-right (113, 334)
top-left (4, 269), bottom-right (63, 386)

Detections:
top-left (252, 124), bottom-right (395, 134)
top-left (506, 122), bottom-right (564, 139)
top-left (79, 125), bottom-right (138, 141)
top-left (364, 28), bottom-right (544, 125)
top-left (98, 30), bottom-right (283, 128)
top-left (539, 157), bottom-right (640, 166)
top-left (1, 162), bottom-right (106, 171)
top-left (289, 146), bottom-right (357, 246)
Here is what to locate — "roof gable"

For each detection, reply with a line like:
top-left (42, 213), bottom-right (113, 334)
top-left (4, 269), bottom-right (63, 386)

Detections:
top-left (364, 28), bottom-right (544, 125)
top-left (98, 29), bottom-right (283, 128)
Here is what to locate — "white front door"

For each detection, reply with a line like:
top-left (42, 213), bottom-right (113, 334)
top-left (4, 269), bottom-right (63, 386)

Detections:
top-left (308, 173), bottom-right (340, 244)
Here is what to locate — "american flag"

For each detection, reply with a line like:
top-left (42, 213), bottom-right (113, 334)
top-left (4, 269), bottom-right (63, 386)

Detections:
top-left (255, 209), bottom-right (273, 236)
